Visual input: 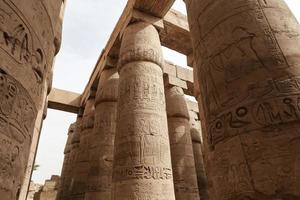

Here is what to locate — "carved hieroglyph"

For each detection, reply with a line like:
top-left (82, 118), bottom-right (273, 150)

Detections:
top-left (57, 123), bottom-right (75, 200)
top-left (85, 68), bottom-right (119, 200)
top-left (186, 0), bottom-right (300, 199)
top-left (189, 110), bottom-right (209, 200)
top-left (112, 22), bottom-right (176, 200)
top-left (0, 0), bottom-right (61, 199)
top-left (70, 97), bottom-right (95, 199)
top-left (166, 86), bottom-right (200, 200)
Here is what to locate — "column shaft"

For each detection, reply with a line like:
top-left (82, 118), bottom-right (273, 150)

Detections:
top-left (57, 123), bottom-right (75, 200)
top-left (70, 97), bottom-right (95, 199)
top-left (189, 110), bottom-right (209, 200)
top-left (85, 68), bottom-right (119, 200)
top-left (65, 118), bottom-right (82, 200)
top-left (166, 86), bottom-right (200, 200)
top-left (112, 21), bottom-right (175, 200)
top-left (0, 1), bottom-right (62, 199)
top-left (186, 0), bottom-right (300, 198)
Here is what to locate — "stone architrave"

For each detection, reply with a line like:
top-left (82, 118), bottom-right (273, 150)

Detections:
top-left (70, 95), bottom-right (95, 199)
top-left (189, 109), bottom-right (209, 200)
top-left (57, 123), bottom-right (75, 200)
top-left (112, 22), bottom-right (176, 200)
top-left (166, 86), bottom-right (200, 200)
top-left (85, 68), bottom-right (119, 200)
top-left (185, 0), bottom-right (300, 198)
top-left (0, 0), bottom-right (62, 199)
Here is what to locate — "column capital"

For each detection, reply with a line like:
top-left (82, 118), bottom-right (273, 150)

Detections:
top-left (118, 21), bottom-right (164, 71)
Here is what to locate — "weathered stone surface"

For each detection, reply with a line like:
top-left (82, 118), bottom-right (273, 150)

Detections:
top-left (112, 21), bottom-right (175, 200)
top-left (0, 0), bottom-right (62, 199)
top-left (63, 118), bottom-right (81, 200)
top-left (85, 68), bottom-right (119, 200)
top-left (26, 182), bottom-right (42, 200)
top-left (189, 110), bottom-right (209, 200)
top-left (33, 175), bottom-right (60, 200)
top-left (166, 86), bottom-right (200, 200)
top-left (186, 0), bottom-right (300, 199)
top-left (70, 96), bottom-right (95, 199)
top-left (57, 123), bottom-right (75, 200)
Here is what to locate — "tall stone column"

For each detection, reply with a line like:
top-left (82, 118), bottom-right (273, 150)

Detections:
top-left (70, 96), bottom-right (95, 199)
top-left (57, 123), bottom-right (75, 200)
top-left (165, 86), bottom-right (200, 200)
top-left (189, 109), bottom-right (209, 200)
top-left (85, 68), bottom-right (119, 200)
top-left (65, 117), bottom-right (82, 200)
top-left (185, 0), bottom-right (300, 199)
top-left (0, 0), bottom-right (63, 199)
top-left (112, 21), bottom-right (175, 200)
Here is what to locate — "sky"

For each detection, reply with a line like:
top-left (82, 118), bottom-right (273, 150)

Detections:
top-left (32, 0), bottom-right (300, 184)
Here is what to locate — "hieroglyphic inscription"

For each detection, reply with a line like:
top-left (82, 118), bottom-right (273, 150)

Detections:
top-left (209, 137), bottom-right (254, 199)
top-left (192, 0), bottom-right (290, 117)
top-left (0, 0), bottom-right (48, 100)
top-left (114, 165), bottom-right (172, 181)
top-left (115, 113), bottom-right (170, 167)
top-left (208, 77), bottom-right (300, 147)
top-left (0, 70), bottom-right (36, 198)
top-left (113, 22), bottom-right (175, 200)
top-left (119, 48), bottom-right (164, 69)
top-left (118, 63), bottom-right (165, 114)
top-left (186, 0), bottom-right (300, 198)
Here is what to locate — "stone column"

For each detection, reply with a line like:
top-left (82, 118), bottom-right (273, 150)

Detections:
top-left (85, 68), bottom-right (119, 200)
top-left (57, 123), bottom-right (75, 200)
top-left (70, 95), bottom-right (95, 199)
top-left (185, 0), bottom-right (300, 198)
top-left (165, 86), bottom-right (200, 200)
top-left (188, 108), bottom-right (209, 200)
top-left (112, 21), bottom-right (175, 200)
top-left (0, 0), bottom-right (63, 199)
top-left (65, 117), bottom-right (82, 200)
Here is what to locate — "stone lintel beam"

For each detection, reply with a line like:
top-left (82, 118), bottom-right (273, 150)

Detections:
top-left (48, 88), bottom-right (81, 114)
top-left (134, 0), bottom-right (175, 18)
top-left (131, 9), bottom-right (165, 30)
top-left (132, 9), bottom-right (192, 55)
top-left (164, 61), bottom-right (194, 96)
top-left (161, 9), bottom-right (192, 55)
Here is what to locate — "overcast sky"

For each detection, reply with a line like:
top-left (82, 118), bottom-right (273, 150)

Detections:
top-left (32, 0), bottom-right (300, 184)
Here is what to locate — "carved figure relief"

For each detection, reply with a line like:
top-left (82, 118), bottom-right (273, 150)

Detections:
top-left (0, 0), bottom-right (49, 103)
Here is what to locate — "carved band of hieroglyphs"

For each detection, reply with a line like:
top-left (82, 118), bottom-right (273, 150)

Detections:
top-left (114, 132), bottom-right (170, 166)
top-left (119, 65), bottom-right (165, 113)
top-left (0, 0), bottom-right (47, 86)
top-left (209, 78), bottom-right (300, 146)
top-left (114, 165), bottom-right (172, 181)
top-left (114, 114), bottom-right (170, 167)
top-left (119, 48), bottom-right (164, 70)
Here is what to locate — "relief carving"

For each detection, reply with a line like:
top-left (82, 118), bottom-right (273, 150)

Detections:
top-left (186, 0), bottom-right (300, 198)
